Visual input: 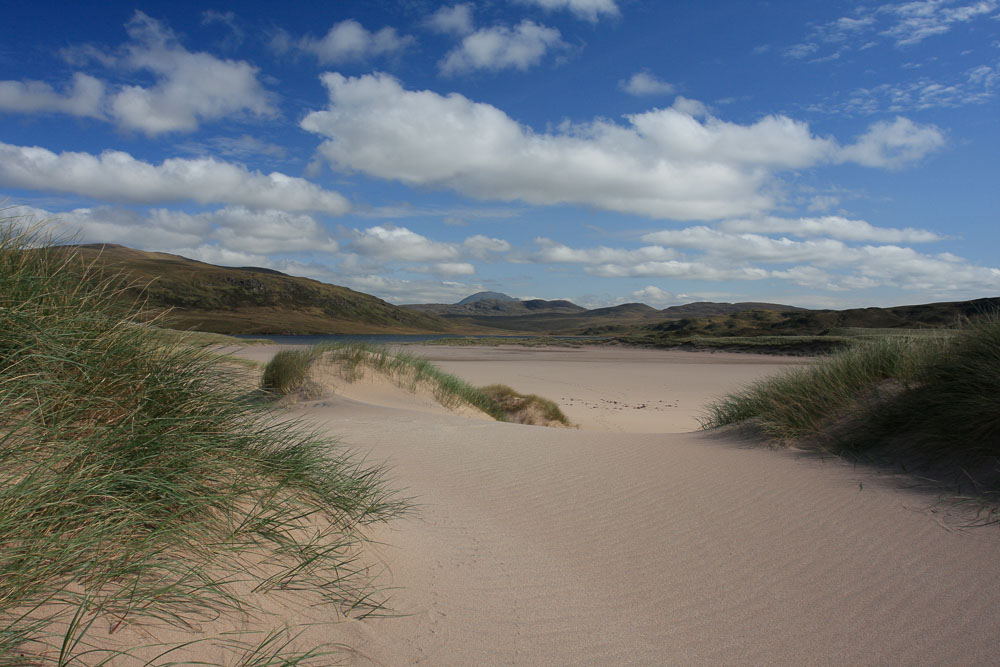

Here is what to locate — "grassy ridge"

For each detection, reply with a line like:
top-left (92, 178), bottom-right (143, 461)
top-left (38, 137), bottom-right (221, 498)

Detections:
top-left (58, 243), bottom-right (455, 335)
top-left (0, 221), bottom-right (405, 662)
top-left (702, 322), bottom-right (1000, 496)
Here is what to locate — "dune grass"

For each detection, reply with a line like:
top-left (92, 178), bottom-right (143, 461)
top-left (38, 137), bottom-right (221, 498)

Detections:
top-left (261, 348), bottom-right (319, 396)
top-left (304, 342), bottom-right (573, 426)
top-left (480, 384), bottom-right (572, 426)
top-left (0, 219), bottom-right (405, 663)
top-left (702, 321), bottom-right (1000, 493)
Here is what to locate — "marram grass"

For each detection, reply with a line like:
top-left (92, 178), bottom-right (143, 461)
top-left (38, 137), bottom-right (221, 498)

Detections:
top-left (295, 342), bottom-right (573, 426)
top-left (701, 322), bottom-right (1000, 492)
top-left (0, 218), bottom-right (405, 663)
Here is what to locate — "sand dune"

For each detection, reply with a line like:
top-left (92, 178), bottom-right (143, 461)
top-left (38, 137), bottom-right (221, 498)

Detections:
top-left (234, 345), bottom-right (1000, 665)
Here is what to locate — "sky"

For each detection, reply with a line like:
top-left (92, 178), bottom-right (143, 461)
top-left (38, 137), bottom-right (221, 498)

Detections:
top-left (1, 1), bottom-right (997, 309)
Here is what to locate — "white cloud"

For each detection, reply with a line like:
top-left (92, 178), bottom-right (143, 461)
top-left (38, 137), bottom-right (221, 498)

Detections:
top-left (302, 73), bottom-right (940, 220)
top-left (427, 4), bottom-right (475, 35)
top-left (720, 215), bottom-right (943, 243)
top-left (786, 1), bottom-right (998, 60)
top-left (620, 71), bottom-right (675, 96)
top-left (349, 225), bottom-right (460, 262)
top-left (521, 225), bottom-right (1000, 295)
top-left (439, 21), bottom-right (566, 74)
top-left (641, 226), bottom-right (850, 264)
top-left (339, 274), bottom-right (480, 304)
top-left (837, 116), bottom-right (945, 168)
top-left (16, 204), bottom-right (340, 257)
top-left (298, 19), bottom-right (413, 63)
top-left (412, 262), bottom-right (477, 275)
top-left (463, 234), bottom-right (512, 257)
top-left (109, 11), bottom-right (275, 135)
top-left (204, 207), bottom-right (339, 253)
top-left (834, 63), bottom-right (1000, 113)
top-left (515, 0), bottom-right (620, 22)
top-left (0, 143), bottom-right (350, 214)
top-left (590, 260), bottom-right (771, 281)
top-left (1, 12), bottom-right (274, 135)
top-left (632, 285), bottom-right (675, 306)
top-left (527, 238), bottom-right (678, 264)
top-left (880, 0), bottom-right (998, 46)
top-left (10, 204), bottom-right (340, 265)
top-left (0, 73), bottom-right (105, 118)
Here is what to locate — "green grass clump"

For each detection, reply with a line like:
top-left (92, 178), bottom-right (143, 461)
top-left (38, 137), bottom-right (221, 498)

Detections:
top-left (701, 337), bottom-right (932, 441)
top-left (480, 384), bottom-right (573, 426)
top-left (261, 348), bottom-right (318, 395)
top-left (312, 343), bottom-right (572, 425)
top-left (702, 323), bottom-right (1000, 492)
top-left (314, 342), bottom-right (508, 420)
top-left (0, 219), bottom-right (405, 663)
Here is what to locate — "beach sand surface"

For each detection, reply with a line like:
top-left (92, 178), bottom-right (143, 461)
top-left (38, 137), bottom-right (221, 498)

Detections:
top-left (226, 345), bottom-right (1000, 665)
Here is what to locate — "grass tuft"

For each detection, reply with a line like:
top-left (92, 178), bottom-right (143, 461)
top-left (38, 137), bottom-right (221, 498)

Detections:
top-left (0, 216), bottom-right (405, 662)
top-left (701, 320), bottom-right (1000, 495)
top-left (261, 349), bottom-right (318, 395)
top-left (480, 384), bottom-right (573, 426)
top-left (308, 343), bottom-right (572, 426)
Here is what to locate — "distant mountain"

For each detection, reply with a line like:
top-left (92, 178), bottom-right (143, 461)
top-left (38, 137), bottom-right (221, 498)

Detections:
top-left (457, 291), bottom-right (518, 305)
top-left (56, 244), bottom-right (454, 335)
top-left (586, 303), bottom-right (661, 318)
top-left (405, 297), bottom-right (585, 317)
top-left (660, 301), bottom-right (805, 317)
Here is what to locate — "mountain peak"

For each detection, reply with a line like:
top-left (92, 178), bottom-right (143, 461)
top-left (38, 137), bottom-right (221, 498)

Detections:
top-left (456, 291), bottom-right (518, 305)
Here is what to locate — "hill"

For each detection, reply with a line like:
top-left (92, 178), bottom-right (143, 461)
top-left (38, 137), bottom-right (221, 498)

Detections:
top-left (405, 297), bottom-right (586, 317)
top-left (56, 244), bottom-right (456, 335)
top-left (606, 298), bottom-right (1000, 350)
top-left (660, 301), bottom-right (806, 317)
top-left (457, 291), bottom-right (518, 305)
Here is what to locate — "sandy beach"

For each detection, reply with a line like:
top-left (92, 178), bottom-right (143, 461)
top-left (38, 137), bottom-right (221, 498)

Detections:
top-left (231, 344), bottom-right (1000, 665)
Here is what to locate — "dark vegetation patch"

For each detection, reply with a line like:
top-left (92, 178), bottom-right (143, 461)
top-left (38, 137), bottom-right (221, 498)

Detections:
top-left (702, 319), bottom-right (1000, 505)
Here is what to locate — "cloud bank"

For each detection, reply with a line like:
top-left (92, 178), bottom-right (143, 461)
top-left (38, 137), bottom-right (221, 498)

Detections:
top-left (302, 73), bottom-right (945, 220)
top-left (0, 143), bottom-right (349, 213)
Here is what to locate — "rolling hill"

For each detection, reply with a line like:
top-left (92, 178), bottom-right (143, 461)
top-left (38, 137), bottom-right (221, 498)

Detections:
top-left (56, 244), bottom-right (457, 335)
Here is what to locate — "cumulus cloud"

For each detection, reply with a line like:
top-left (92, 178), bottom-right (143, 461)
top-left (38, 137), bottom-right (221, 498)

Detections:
top-left (296, 19), bottom-right (413, 63)
top-left (719, 215), bottom-right (943, 243)
top-left (515, 0), bottom-right (620, 22)
top-left (1, 12), bottom-right (274, 135)
top-left (13, 204), bottom-right (340, 258)
top-left (302, 73), bottom-right (942, 220)
top-left (439, 20), bottom-right (566, 74)
top-left (526, 238), bottom-right (678, 264)
top-left (620, 71), bottom-right (675, 96)
top-left (463, 234), bottom-right (512, 257)
top-left (110, 11), bottom-right (275, 135)
top-left (641, 226), bottom-right (850, 264)
top-left (349, 225), bottom-right (460, 262)
top-left (0, 143), bottom-right (350, 213)
top-left (837, 117), bottom-right (945, 168)
top-left (427, 4), bottom-right (475, 35)
top-left (518, 225), bottom-right (1000, 294)
top-left (0, 73), bottom-right (105, 118)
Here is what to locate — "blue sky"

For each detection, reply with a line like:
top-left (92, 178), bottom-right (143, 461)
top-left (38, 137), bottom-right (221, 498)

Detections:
top-left (1, 0), bottom-right (997, 308)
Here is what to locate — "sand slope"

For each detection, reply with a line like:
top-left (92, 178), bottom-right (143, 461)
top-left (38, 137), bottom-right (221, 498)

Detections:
top-left (240, 346), bottom-right (1000, 665)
